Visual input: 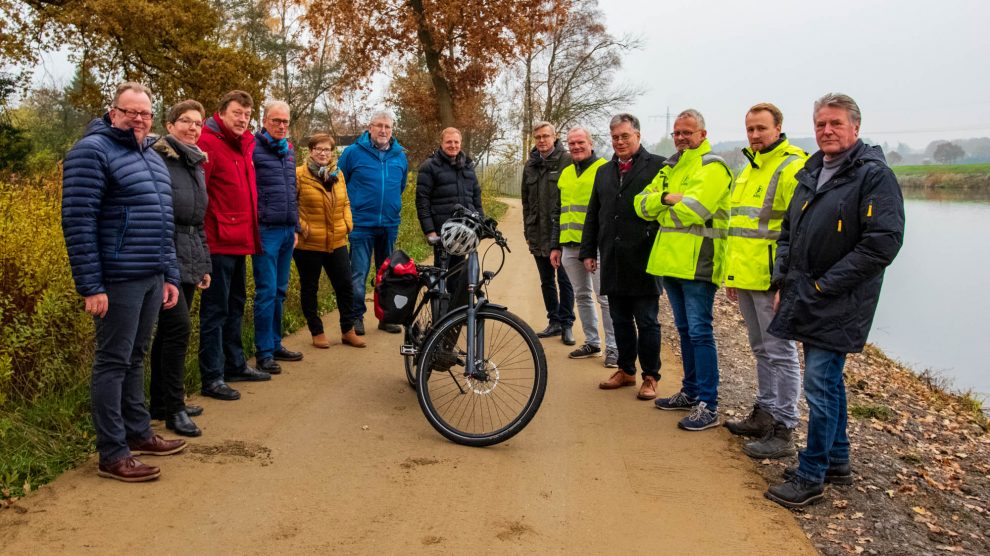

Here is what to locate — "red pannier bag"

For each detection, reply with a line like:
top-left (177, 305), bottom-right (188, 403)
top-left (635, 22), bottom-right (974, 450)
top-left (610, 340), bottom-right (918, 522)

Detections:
top-left (374, 250), bottom-right (419, 325)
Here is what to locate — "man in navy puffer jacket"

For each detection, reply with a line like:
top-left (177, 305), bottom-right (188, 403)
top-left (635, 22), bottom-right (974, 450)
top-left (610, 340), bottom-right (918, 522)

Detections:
top-left (62, 82), bottom-right (186, 483)
top-left (252, 100), bottom-right (302, 373)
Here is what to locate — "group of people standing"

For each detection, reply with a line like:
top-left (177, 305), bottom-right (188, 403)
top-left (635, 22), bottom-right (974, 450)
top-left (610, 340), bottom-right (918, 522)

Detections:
top-left (521, 94), bottom-right (904, 509)
top-left (61, 84), bottom-right (413, 482)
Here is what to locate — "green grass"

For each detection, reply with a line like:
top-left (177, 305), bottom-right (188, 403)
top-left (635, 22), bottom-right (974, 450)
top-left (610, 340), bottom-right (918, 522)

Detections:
top-left (892, 163), bottom-right (990, 176)
top-left (0, 171), bottom-right (506, 501)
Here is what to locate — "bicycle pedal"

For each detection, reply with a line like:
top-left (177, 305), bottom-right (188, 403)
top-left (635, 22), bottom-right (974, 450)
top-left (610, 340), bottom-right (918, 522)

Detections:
top-left (399, 344), bottom-right (417, 356)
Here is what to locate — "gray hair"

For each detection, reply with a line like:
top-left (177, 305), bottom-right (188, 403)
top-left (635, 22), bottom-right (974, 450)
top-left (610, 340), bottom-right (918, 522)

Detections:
top-left (263, 99), bottom-right (290, 119)
top-left (113, 82), bottom-right (153, 106)
top-left (814, 92), bottom-right (861, 126)
top-left (609, 113), bottom-right (640, 131)
top-left (532, 121), bottom-right (555, 135)
top-left (566, 126), bottom-right (593, 142)
top-left (677, 109), bottom-right (706, 130)
top-left (369, 111), bottom-right (395, 126)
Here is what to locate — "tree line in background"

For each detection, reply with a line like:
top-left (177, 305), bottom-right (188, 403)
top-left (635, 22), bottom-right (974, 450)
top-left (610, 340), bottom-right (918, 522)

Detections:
top-left (0, 0), bottom-right (641, 173)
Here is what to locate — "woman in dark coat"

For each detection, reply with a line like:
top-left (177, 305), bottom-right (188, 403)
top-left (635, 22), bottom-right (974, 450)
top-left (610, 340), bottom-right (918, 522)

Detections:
top-left (148, 100), bottom-right (212, 436)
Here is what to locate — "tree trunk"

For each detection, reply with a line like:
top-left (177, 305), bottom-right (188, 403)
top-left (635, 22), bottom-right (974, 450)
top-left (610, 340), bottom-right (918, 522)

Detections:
top-left (407, 0), bottom-right (456, 128)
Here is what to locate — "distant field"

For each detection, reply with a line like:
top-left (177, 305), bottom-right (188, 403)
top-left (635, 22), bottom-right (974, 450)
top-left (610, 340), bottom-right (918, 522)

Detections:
top-left (893, 163), bottom-right (990, 176)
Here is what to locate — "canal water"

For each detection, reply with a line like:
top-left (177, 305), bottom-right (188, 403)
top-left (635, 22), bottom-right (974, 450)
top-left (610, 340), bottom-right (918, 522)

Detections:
top-left (870, 189), bottom-right (990, 403)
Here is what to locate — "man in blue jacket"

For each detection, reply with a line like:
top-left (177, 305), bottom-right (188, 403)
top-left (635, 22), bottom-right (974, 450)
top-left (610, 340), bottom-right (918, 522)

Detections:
top-left (338, 111), bottom-right (409, 335)
top-left (764, 93), bottom-right (905, 508)
top-left (253, 100), bottom-right (303, 373)
top-left (62, 82), bottom-right (187, 482)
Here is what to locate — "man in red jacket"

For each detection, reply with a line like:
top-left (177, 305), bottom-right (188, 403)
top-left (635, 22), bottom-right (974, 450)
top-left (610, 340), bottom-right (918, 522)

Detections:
top-left (198, 90), bottom-right (270, 401)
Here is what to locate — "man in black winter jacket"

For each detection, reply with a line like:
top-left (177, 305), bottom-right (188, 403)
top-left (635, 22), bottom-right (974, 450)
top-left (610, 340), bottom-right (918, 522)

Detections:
top-left (764, 93), bottom-right (905, 509)
top-left (522, 122), bottom-right (575, 345)
top-left (416, 127), bottom-right (483, 308)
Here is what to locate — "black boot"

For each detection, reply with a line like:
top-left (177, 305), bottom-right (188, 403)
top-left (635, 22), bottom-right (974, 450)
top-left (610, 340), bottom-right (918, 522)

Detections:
top-left (784, 462), bottom-right (853, 485)
top-left (764, 478), bottom-right (824, 508)
top-left (536, 323), bottom-right (562, 338)
top-left (742, 421), bottom-right (797, 459)
top-left (166, 410), bottom-right (202, 437)
top-left (724, 404), bottom-right (774, 437)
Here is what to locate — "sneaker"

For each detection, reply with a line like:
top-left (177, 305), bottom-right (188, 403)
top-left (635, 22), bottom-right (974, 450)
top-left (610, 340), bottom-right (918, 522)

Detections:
top-left (764, 478), bottom-right (825, 509)
top-left (742, 421), bottom-right (797, 459)
top-left (724, 404), bottom-right (775, 438)
top-left (783, 463), bottom-right (853, 485)
top-left (97, 456), bottom-right (160, 482)
top-left (654, 390), bottom-right (698, 411)
top-left (603, 348), bottom-right (618, 368)
top-left (677, 402), bottom-right (720, 431)
top-left (569, 344), bottom-right (601, 359)
top-left (128, 434), bottom-right (187, 456)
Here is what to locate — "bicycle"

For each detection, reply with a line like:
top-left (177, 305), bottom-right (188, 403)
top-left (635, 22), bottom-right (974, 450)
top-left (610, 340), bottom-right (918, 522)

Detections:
top-left (400, 207), bottom-right (548, 447)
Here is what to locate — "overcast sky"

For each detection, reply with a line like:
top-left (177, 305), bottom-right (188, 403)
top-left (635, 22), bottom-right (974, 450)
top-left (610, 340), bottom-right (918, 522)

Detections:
top-left (595, 0), bottom-right (990, 149)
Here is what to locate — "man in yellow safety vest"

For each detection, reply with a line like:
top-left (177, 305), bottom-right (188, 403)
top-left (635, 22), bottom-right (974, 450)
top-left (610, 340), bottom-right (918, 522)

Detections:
top-left (635, 109), bottom-right (732, 431)
top-left (723, 103), bottom-right (807, 459)
top-left (549, 127), bottom-right (616, 366)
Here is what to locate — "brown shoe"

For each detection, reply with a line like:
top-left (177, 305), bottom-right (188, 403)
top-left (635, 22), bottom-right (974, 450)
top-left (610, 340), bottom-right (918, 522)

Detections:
top-left (98, 456), bottom-right (160, 482)
top-left (128, 434), bottom-right (187, 456)
top-left (342, 328), bottom-right (366, 348)
top-left (599, 370), bottom-right (636, 389)
top-left (638, 376), bottom-right (658, 400)
top-left (312, 333), bottom-right (330, 349)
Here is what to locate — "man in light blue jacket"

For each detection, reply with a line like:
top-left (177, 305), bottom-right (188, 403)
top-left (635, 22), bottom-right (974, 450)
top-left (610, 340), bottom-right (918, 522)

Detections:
top-left (337, 111), bottom-right (408, 335)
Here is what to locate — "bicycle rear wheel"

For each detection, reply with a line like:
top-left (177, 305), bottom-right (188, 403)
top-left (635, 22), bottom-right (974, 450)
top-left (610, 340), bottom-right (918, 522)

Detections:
top-left (416, 306), bottom-right (547, 447)
top-left (403, 287), bottom-right (435, 387)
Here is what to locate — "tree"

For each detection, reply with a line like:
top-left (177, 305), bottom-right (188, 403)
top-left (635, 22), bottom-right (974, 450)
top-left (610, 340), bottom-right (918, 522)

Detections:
top-left (933, 142), bottom-right (965, 164)
top-left (515, 0), bottom-right (642, 154)
top-left (0, 74), bottom-right (31, 174)
top-left (886, 150), bottom-right (903, 165)
top-left (307, 0), bottom-right (556, 131)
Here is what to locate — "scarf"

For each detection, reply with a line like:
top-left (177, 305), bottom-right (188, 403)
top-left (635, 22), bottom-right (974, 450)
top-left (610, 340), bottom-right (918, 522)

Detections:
top-left (262, 130), bottom-right (289, 157)
top-left (308, 159), bottom-right (338, 190)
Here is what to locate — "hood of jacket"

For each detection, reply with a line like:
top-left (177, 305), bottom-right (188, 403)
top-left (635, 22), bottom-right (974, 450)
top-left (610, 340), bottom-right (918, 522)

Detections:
top-left (153, 134), bottom-right (207, 165)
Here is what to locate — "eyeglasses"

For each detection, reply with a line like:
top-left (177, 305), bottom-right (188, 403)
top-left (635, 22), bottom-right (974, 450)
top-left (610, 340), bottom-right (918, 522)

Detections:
top-left (113, 106), bottom-right (154, 120)
top-left (534, 133), bottom-right (554, 141)
top-left (311, 147), bottom-right (334, 154)
top-left (269, 118), bottom-right (290, 127)
top-left (175, 117), bottom-right (203, 128)
top-left (670, 130), bottom-right (701, 138)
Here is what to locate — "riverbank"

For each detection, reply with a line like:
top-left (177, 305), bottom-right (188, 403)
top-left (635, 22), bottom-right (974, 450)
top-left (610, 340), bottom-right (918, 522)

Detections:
top-left (894, 164), bottom-right (990, 192)
top-left (697, 293), bottom-right (990, 555)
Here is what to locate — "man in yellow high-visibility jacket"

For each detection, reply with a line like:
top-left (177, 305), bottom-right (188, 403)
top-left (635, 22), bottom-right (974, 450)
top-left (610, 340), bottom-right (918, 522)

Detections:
top-left (634, 109), bottom-right (731, 431)
top-left (723, 103), bottom-right (807, 459)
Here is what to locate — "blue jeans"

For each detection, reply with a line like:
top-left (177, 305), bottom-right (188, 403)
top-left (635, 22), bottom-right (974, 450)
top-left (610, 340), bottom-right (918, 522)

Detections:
top-left (349, 226), bottom-right (398, 321)
top-left (797, 345), bottom-right (849, 484)
top-left (92, 274), bottom-right (161, 464)
top-left (533, 255), bottom-right (575, 327)
top-left (253, 225), bottom-right (295, 360)
top-left (664, 277), bottom-right (719, 410)
top-left (199, 254), bottom-right (248, 383)
top-left (608, 294), bottom-right (661, 379)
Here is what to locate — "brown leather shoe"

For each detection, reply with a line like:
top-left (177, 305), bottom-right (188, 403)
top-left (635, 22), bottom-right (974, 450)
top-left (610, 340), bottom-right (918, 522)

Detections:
top-left (342, 328), bottom-right (366, 348)
top-left (98, 456), bottom-right (160, 482)
top-left (638, 376), bottom-right (658, 400)
top-left (599, 370), bottom-right (636, 389)
top-left (312, 333), bottom-right (330, 349)
top-left (128, 434), bottom-right (187, 456)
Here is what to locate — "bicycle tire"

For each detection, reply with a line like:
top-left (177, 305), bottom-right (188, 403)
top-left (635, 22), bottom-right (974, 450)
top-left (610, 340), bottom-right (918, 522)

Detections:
top-left (403, 286), bottom-right (435, 387)
top-left (416, 306), bottom-right (547, 447)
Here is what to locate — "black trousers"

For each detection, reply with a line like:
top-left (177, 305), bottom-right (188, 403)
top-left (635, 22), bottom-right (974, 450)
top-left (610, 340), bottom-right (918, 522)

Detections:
top-left (294, 247), bottom-right (356, 335)
top-left (533, 255), bottom-right (575, 327)
top-left (149, 282), bottom-right (197, 414)
top-left (608, 294), bottom-right (661, 380)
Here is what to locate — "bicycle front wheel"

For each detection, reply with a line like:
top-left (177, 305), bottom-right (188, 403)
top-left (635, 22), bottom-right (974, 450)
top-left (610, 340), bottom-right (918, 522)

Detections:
top-left (403, 289), bottom-right (434, 387)
top-left (416, 307), bottom-right (547, 447)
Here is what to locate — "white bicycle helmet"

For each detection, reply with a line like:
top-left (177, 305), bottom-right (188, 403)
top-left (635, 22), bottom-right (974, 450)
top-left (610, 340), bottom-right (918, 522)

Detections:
top-left (440, 216), bottom-right (480, 256)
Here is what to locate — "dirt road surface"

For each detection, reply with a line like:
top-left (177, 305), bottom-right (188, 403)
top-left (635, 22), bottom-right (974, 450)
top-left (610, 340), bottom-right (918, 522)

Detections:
top-left (1, 199), bottom-right (815, 555)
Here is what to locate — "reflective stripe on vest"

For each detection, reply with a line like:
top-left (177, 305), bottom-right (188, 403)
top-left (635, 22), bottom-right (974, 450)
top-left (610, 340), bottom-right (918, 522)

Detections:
top-left (727, 227), bottom-right (780, 240)
top-left (558, 158), bottom-right (606, 243)
top-left (661, 225), bottom-right (728, 239)
top-left (560, 222), bottom-right (584, 231)
top-left (728, 154), bottom-right (798, 240)
top-left (561, 204), bottom-right (588, 214)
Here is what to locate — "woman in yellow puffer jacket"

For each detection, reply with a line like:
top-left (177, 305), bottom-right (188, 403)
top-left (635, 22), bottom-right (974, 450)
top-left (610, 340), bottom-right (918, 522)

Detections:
top-left (294, 133), bottom-right (364, 348)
